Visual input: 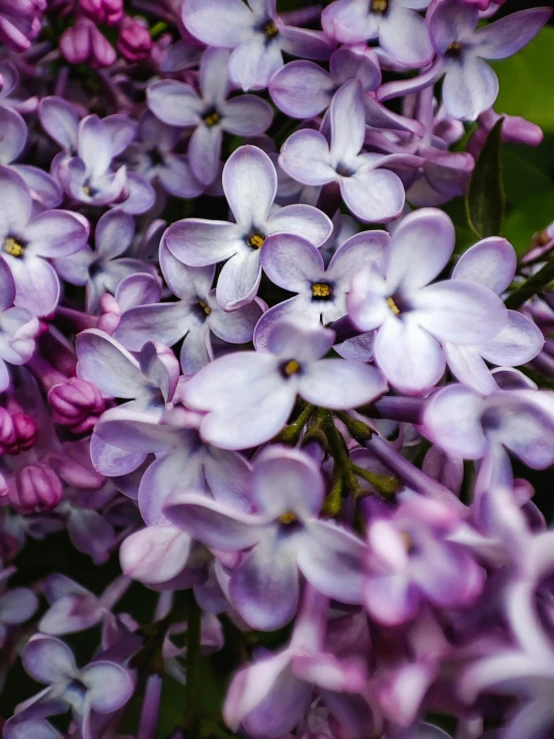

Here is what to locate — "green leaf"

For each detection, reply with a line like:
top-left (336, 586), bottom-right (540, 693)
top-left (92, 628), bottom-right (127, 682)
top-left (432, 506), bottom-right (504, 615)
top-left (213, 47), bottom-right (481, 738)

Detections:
top-left (465, 118), bottom-right (505, 239)
top-left (504, 190), bottom-right (554, 256)
top-left (502, 149), bottom-right (554, 207)
top-left (492, 27), bottom-right (554, 133)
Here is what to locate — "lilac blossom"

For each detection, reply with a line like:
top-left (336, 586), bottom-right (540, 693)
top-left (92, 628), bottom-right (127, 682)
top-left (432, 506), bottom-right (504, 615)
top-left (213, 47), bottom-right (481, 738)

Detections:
top-left (181, 0), bottom-right (335, 91)
top-left (347, 208), bottom-right (507, 393)
top-left (269, 45), bottom-right (381, 119)
top-left (115, 241), bottom-right (264, 374)
top-left (52, 208), bottom-right (155, 313)
top-left (165, 448), bottom-right (367, 629)
top-left (0, 565), bottom-right (38, 647)
top-left (148, 48), bottom-right (274, 186)
top-left (279, 80), bottom-right (416, 223)
top-left (322, 0), bottom-right (434, 67)
top-left (425, 2), bottom-right (552, 121)
top-left (0, 60), bottom-right (37, 114)
top-left (181, 321), bottom-right (387, 449)
top-left (445, 237), bottom-right (544, 394)
top-left (165, 144), bottom-right (332, 309)
top-left (0, 166), bottom-right (88, 316)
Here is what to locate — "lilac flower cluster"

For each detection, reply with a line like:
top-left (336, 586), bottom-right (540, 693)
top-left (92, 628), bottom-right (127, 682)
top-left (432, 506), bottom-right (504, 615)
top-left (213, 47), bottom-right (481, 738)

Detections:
top-left (1, 0), bottom-right (554, 737)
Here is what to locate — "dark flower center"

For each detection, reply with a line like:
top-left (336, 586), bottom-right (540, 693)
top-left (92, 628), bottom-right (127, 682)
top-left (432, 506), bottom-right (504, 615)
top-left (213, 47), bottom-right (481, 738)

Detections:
top-left (82, 183), bottom-right (99, 197)
top-left (148, 148), bottom-right (165, 166)
top-left (278, 511), bottom-right (297, 525)
top-left (3, 236), bottom-right (25, 258)
top-left (445, 42), bottom-right (463, 59)
top-left (247, 231), bottom-right (266, 249)
top-left (262, 20), bottom-right (279, 39)
top-left (193, 298), bottom-right (212, 321)
top-left (280, 359), bottom-right (302, 378)
top-left (371, 0), bottom-right (389, 13)
top-left (203, 108), bottom-right (221, 128)
top-left (311, 282), bottom-right (333, 301)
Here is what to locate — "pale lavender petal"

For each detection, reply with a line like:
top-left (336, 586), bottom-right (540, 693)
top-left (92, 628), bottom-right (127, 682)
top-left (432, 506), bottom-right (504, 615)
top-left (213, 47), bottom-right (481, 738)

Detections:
top-left (139, 452), bottom-right (203, 526)
top-left (413, 281), bottom-right (507, 345)
top-left (0, 255), bottom-right (15, 310)
top-left (81, 662), bottom-right (134, 712)
top-left (158, 154), bottom-right (205, 199)
top-left (278, 25), bottom-right (335, 61)
top-left (452, 236), bottom-right (516, 294)
top-left (269, 60), bottom-right (334, 119)
top-left (120, 173), bottom-right (156, 216)
top-left (68, 509), bottom-right (114, 565)
top-left (253, 299), bottom-right (311, 351)
top-left (203, 447), bottom-right (252, 510)
top-left (444, 343), bottom-right (498, 395)
top-left (216, 250), bottom-right (261, 310)
top-left (267, 321), bottom-right (335, 360)
top-left (25, 211), bottom-right (87, 257)
top-left (95, 209), bottom-right (134, 260)
top-left (322, 0), bottom-right (379, 44)
top-left (442, 57), bottom-right (499, 122)
top-left (76, 329), bottom-right (147, 398)
top-left (229, 36), bottom-right (283, 91)
top-left (94, 410), bottom-right (184, 453)
top-left (77, 115), bottom-right (112, 177)
top-left (230, 536), bottom-right (299, 630)
top-left (267, 204), bottom-right (332, 246)
top-left (0, 106), bottom-right (26, 164)
top-left (413, 541), bottom-right (484, 608)
top-left (340, 167), bottom-right (405, 223)
top-left (90, 433), bottom-right (146, 477)
top-left (22, 635), bottom-right (77, 684)
top-left (181, 0), bottom-right (253, 48)
top-left (328, 230), bottom-right (389, 281)
top-left (330, 79), bottom-right (365, 167)
top-left (0, 165), bottom-right (32, 231)
top-left (223, 145), bottom-right (277, 228)
top-left (261, 233), bottom-right (323, 292)
top-left (102, 115), bottom-right (137, 157)
top-left (38, 96), bottom-right (79, 151)
top-left (222, 95), bottom-right (274, 135)
top-left (379, 7), bottom-right (433, 67)
top-left (300, 359), bottom-right (387, 409)
top-left (386, 208), bottom-right (456, 293)
top-left (11, 165), bottom-right (63, 209)
top-left (119, 526), bottom-right (194, 584)
top-left (208, 297), bottom-right (264, 343)
top-left (374, 316), bottom-right (446, 395)
top-left (8, 255), bottom-right (60, 317)
top-left (423, 384), bottom-right (488, 459)
top-left (0, 588), bottom-right (37, 624)
top-left (478, 311), bottom-right (544, 366)
top-left (474, 8), bottom-right (552, 61)
top-left (365, 572), bottom-right (419, 625)
top-left (164, 219), bottom-right (242, 267)
top-left (147, 79), bottom-right (202, 127)
top-left (278, 129), bottom-right (335, 186)
top-left (114, 301), bottom-right (191, 352)
top-left (428, 0), bottom-right (477, 54)
top-left (188, 124), bottom-right (223, 186)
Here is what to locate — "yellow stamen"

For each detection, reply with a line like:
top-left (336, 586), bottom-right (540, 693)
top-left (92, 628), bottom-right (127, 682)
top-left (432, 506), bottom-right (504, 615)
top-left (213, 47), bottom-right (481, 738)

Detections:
top-left (198, 299), bottom-right (211, 316)
top-left (311, 283), bottom-right (332, 299)
top-left (446, 41), bottom-right (463, 54)
top-left (371, 0), bottom-right (388, 12)
top-left (3, 237), bottom-right (24, 258)
top-left (83, 185), bottom-right (91, 195)
top-left (264, 20), bottom-right (279, 39)
top-left (282, 359), bottom-right (301, 377)
top-left (278, 511), bottom-right (297, 525)
top-left (203, 112), bottom-right (221, 127)
top-left (248, 232), bottom-right (265, 249)
top-left (386, 296), bottom-right (400, 316)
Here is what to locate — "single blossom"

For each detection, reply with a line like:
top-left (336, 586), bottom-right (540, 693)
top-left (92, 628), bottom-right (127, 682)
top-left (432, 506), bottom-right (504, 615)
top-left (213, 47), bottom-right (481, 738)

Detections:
top-left (322, 0), bottom-right (433, 67)
top-left (181, 321), bottom-right (388, 449)
top-left (181, 0), bottom-right (335, 91)
top-left (148, 48), bottom-right (274, 186)
top-left (115, 241), bottom-right (264, 374)
top-left (347, 208), bottom-right (507, 394)
top-left (164, 144), bottom-right (332, 310)
top-left (279, 80), bottom-right (417, 223)
top-left (165, 448), bottom-right (367, 630)
top-left (0, 167), bottom-right (88, 316)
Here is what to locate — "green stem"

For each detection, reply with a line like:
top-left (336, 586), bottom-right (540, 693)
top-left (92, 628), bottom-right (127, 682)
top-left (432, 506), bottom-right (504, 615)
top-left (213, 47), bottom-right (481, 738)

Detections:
top-left (505, 258), bottom-right (554, 309)
top-left (273, 403), bottom-right (316, 445)
top-left (184, 591), bottom-right (202, 739)
top-left (351, 464), bottom-right (401, 497)
top-left (333, 410), bottom-right (373, 445)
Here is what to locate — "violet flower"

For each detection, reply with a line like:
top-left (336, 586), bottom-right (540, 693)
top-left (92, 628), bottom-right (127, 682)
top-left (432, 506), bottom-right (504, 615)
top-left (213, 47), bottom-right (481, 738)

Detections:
top-left (0, 566), bottom-right (38, 648)
top-left (0, 60), bottom-right (37, 114)
top-left (445, 237), bottom-right (544, 394)
top-left (279, 80), bottom-right (416, 223)
top-left (181, 321), bottom-right (387, 449)
top-left (148, 48), bottom-right (274, 186)
top-left (125, 111), bottom-right (205, 199)
top-left (322, 0), bottom-right (433, 67)
top-left (0, 166), bottom-right (89, 316)
top-left (165, 448), bottom-right (367, 630)
top-left (255, 229), bottom-right (387, 355)
top-left (426, 2), bottom-right (552, 120)
top-left (115, 241), bottom-right (264, 374)
top-left (0, 256), bottom-right (38, 391)
top-left (181, 0), bottom-right (335, 91)
top-left (269, 45), bottom-right (381, 119)
top-left (165, 144), bottom-right (332, 310)
top-left (346, 208), bottom-right (507, 394)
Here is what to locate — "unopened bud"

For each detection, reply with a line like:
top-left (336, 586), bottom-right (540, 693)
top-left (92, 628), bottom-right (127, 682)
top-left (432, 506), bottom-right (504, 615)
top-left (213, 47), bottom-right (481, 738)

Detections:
top-left (49, 377), bottom-right (105, 434)
top-left (79, 0), bottom-right (124, 26)
top-left (60, 18), bottom-right (116, 68)
top-left (117, 16), bottom-right (152, 63)
top-left (10, 464), bottom-right (63, 515)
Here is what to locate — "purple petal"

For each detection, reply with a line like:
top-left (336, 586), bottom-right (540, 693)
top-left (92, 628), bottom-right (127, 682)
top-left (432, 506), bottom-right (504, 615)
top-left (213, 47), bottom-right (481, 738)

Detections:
top-left (165, 218), bottom-right (242, 267)
top-left (428, 0), bottom-right (478, 55)
top-left (8, 255), bottom-right (60, 317)
top-left (95, 209), bottom-right (134, 260)
top-left (139, 341), bottom-right (180, 402)
top-left (90, 432), bottom-right (146, 477)
top-left (164, 492), bottom-right (265, 550)
top-left (102, 115), bottom-right (137, 157)
top-left (442, 57), bottom-right (499, 121)
top-left (0, 106), bottom-right (26, 164)
top-left (216, 250), bottom-right (261, 310)
top-left (379, 7), bottom-right (433, 67)
top-left (22, 635), bottom-right (77, 684)
top-left (374, 316), bottom-right (446, 395)
top-left (444, 343), bottom-right (498, 395)
top-left (413, 280), bottom-right (507, 345)
top-left (230, 536), bottom-right (299, 630)
top-left (386, 208), bottom-right (456, 293)
top-left (267, 204), bottom-right (332, 246)
top-left (188, 124), bottom-right (223, 186)
top-left (267, 321), bottom-right (335, 360)
top-left (115, 301), bottom-right (190, 352)
top-left (0, 165), bottom-right (32, 231)
top-left (181, 0), bottom-right (253, 48)
top-left (25, 210), bottom-right (87, 257)
top-left (180, 322), bottom-right (212, 374)
top-left (94, 409), bottom-right (184, 453)
top-left (39, 593), bottom-right (102, 636)
top-left (261, 233), bottom-right (323, 292)
top-left (222, 95), bottom-right (274, 135)
top-left (68, 509), bottom-right (114, 565)
top-left (76, 329), bottom-right (147, 398)
top-left (199, 47), bottom-right (232, 103)
top-left (116, 273), bottom-right (162, 312)
top-left (11, 165), bottom-right (63, 209)
top-left (138, 451), bottom-right (204, 526)
top-left (38, 96), bottom-right (79, 151)
top-left (0, 255), bottom-right (16, 310)
top-left (278, 25), bottom-right (335, 61)
top-left (365, 571), bottom-right (419, 625)
top-left (253, 298), bottom-right (311, 351)
top-left (328, 229), bottom-right (389, 280)
top-left (229, 36), bottom-right (283, 91)
top-left (77, 115), bottom-right (112, 177)
top-left (269, 60), bottom-right (334, 119)
top-left (0, 587), bottom-right (37, 624)
top-left (298, 520), bottom-right (365, 604)
top-left (278, 129), bottom-right (335, 186)
top-left (158, 153), bottom-right (205, 198)
top-left (474, 8), bottom-right (552, 61)
top-left (147, 79), bottom-right (202, 127)
top-left (223, 145), bottom-right (277, 228)
top-left (340, 167), bottom-right (405, 223)
top-left (81, 662), bottom-right (134, 713)
top-left (452, 236), bottom-right (516, 294)
top-left (300, 359), bottom-right (387, 409)
top-left (422, 384), bottom-right (488, 459)
top-left (478, 310), bottom-right (544, 366)
top-left (119, 526), bottom-right (194, 585)
top-left (208, 296), bottom-right (263, 343)
top-left (120, 173), bottom-right (156, 215)
top-left (330, 80), bottom-right (365, 165)
top-left (322, 0), bottom-right (379, 44)
top-left (413, 541), bottom-right (484, 609)
top-left (203, 447), bottom-right (252, 510)
top-left (252, 446), bottom-right (325, 517)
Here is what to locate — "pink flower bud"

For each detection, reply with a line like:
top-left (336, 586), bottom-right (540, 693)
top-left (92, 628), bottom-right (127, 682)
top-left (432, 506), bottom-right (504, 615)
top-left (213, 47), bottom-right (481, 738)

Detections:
top-left (79, 0), bottom-right (123, 26)
top-left (117, 16), bottom-right (152, 63)
top-left (60, 18), bottom-right (116, 69)
top-left (48, 377), bottom-right (105, 435)
top-left (10, 464), bottom-right (63, 515)
top-left (98, 293), bottom-right (121, 334)
top-left (11, 413), bottom-right (37, 452)
top-left (0, 408), bottom-right (16, 453)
